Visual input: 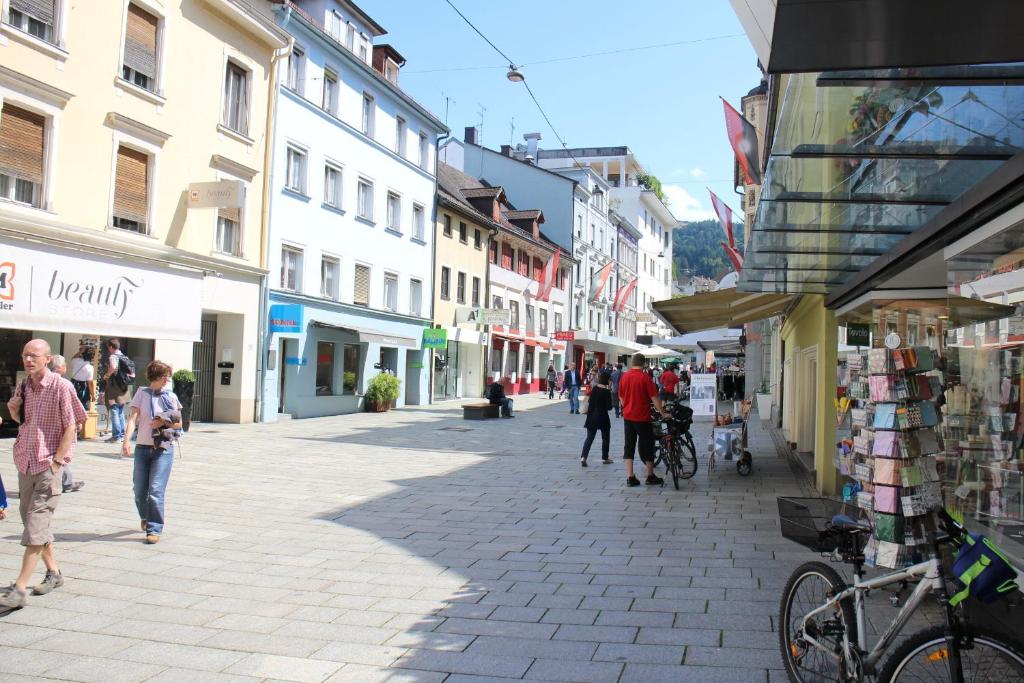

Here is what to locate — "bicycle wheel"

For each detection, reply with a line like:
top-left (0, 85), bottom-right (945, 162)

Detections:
top-left (677, 434), bottom-right (698, 480)
top-left (779, 561), bottom-right (856, 683)
top-left (880, 624), bottom-right (1024, 682)
top-left (667, 441), bottom-right (680, 490)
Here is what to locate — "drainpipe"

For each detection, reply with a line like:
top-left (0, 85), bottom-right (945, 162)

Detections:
top-left (429, 129), bottom-right (450, 403)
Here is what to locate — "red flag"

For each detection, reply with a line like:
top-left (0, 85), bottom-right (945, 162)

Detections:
top-left (613, 277), bottom-right (638, 312)
top-left (721, 241), bottom-right (744, 272)
top-left (722, 98), bottom-right (762, 185)
top-left (536, 250), bottom-right (560, 302)
top-left (588, 261), bottom-right (614, 303)
top-left (708, 190), bottom-right (736, 249)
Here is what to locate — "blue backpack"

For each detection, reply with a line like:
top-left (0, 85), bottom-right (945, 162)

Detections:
top-left (949, 533), bottom-right (1018, 606)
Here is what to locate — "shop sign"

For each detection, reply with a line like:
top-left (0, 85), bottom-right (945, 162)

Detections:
top-left (847, 323), bottom-right (870, 347)
top-left (0, 236), bottom-right (202, 341)
top-left (554, 330), bottom-right (575, 341)
top-left (187, 180), bottom-right (245, 209)
top-left (269, 304), bottom-right (303, 333)
top-left (884, 332), bottom-right (902, 349)
top-left (455, 307), bottom-right (511, 325)
top-left (284, 356), bottom-right (307, 366)
top-left (635, 313), bottom-right (654, 322)
top-left (422, 327), bottom-right (448, 349)
top-left (690, 373), bottom-right (717, 417)
top-left (408, 361), bottom-right (424, 369)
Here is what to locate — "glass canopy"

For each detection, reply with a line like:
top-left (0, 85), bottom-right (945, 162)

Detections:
top-left (739, 67), bottom-right (1024, 295)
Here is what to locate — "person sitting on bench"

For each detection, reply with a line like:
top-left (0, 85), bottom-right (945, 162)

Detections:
top-left (487, 380), bottom-right (514, 418)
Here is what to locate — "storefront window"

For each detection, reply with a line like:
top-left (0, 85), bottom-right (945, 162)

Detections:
top-left (343, 343), bottom-right (359, 395)
top-left (316, 342), bottom-right (335, 396)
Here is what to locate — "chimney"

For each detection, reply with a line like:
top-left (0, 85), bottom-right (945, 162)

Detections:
top-left (464, 126), bottom-right (478, 145)
top-left (523, 132), bottom-right (542, 163)
top-left (500, 144), bottom-right (512, 157)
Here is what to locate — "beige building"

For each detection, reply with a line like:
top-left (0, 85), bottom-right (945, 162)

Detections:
top-left (0, 1), bottom-right (289, 422)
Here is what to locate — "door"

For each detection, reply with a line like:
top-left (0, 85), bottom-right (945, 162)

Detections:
top-left (278, 339), bottom-right (293, 413)
top-left (191, 319), bottom-right (217, 422)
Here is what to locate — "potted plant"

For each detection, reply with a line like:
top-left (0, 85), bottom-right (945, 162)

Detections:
top-left (172, 369), bottom-right (196, 431)
top-left (365, 372), bottom-right (401, 412)
top-left (755, 379), bottom-right (773, 422)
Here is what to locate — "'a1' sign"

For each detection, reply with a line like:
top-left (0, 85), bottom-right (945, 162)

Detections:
top-left (553, 330), bottom-right (575, 341)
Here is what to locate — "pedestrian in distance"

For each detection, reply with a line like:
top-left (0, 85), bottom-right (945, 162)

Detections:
top-left (48, 355), bottom-right (85, 493)
top-left (580, 370), bottom-right (614, 467)
top-left (0, 339), bottom-right (87, 610)
top-left (659, 363), bottom-right (680, 404)
top-left (103, 338), bottom-right (133, 444)
top-left (564, 362), bottom-right (583, 414)
top-left (610, 363), bottom-right (623, 418)
top-left (546, 364), bottom-right (558, 399)
top-left (68, 345), bottom-right (96, 415)
top-left (619, 352), bottom-right (669, 487)
top-left (122, 360), bottom-right (182, 544)
top-left (486, 379), bottom-right (514, 418)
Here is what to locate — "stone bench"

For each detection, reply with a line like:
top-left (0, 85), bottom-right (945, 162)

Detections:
top-left (463, 403), bottom-right (500, 420)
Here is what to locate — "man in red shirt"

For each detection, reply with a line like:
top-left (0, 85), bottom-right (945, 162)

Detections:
top-left (619, 353), bottom-right (669, 487)
top-left (660, 364), bottom-right (679, 402)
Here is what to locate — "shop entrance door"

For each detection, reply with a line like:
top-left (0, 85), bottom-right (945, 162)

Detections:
top-left (191, 319), bottom-right (217, 422)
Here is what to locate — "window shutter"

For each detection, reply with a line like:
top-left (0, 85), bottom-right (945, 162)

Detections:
top-left (114, 145), bottom-right (149, 225)
top-left (218, 206), bottom-right (240, 223)
top-left (354, 264), bottom-right (369, 305)
top-left (10, 0), bottom-right (54, 24)
top-left (124, 4), bottom-right (158, 80)
top-left (0, 104), bottom-right (44, 185)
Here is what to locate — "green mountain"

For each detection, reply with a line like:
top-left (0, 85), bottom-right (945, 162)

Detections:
top-left (672, 219), bottom-right (745, 281)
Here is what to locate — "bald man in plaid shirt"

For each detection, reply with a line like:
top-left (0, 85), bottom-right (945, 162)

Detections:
top-left (0, 339), bottom-right (85, 610)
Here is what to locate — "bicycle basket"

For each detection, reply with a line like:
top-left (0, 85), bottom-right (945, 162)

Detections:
top-left (949, 533), bottom-right (1019, 606)
top-left (777, 497), bottom-right (863, 553)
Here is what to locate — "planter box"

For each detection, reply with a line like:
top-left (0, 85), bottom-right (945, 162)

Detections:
top-left (366, 400), bottom-right (390, 413)
top-left (755, 393), bottom-right (773, 421)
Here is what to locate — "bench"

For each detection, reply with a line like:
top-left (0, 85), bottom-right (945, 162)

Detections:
top-left (463, 403), bottom-right (500, 420)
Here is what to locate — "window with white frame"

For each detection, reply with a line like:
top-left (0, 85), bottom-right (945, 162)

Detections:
top-left (112, 144), bottom-right (150, 233)
top-left (280, 246), bottom-right (302, 291)
top-left (358, 33), bottom-right (370, 62)
top-left (327, 9), bottom-right (343, 40)
top-left (353, 263), bottom-right (370, 305)
top-left (286, 45), bottom-right (304, 92)
top-left (215, 205), bottom-right (241, 256)
top-left (456, 271), bottom-right (466, 304)
top-left (361, 92), bottom-right (374, 137)
top-left (322, 68), bottom-right (338, 115)
top-left (122, 4), bottom-right (160, 93)
top-left (321, 256), bottom-right (339, 299)
top-left (575, 214), bottom-right (582, 237)
top-left (6, 0), bottom-right (57, 44)
top-left (222, 60), bottom-right (249, 136)
top-left (345, 22), bottom-right (355, 51)
top-left (357, 178), bottom-right (373, 220)
top-left (383, 272), bottom-right (398, 311)
top-left (285, 146), bottom-right (306, 194)
top-left (0, 103), bottom-right (46, 208)
top-left (386, 192), bottom-right (401, 231)
top-left (395, 116), bottom-right (406, 157)
top-left (539, 308), bottom-right (548, 336)
top-left (418, 132), bottom-right (429, 169)
top-left (409, 278), bottom-right (422, 316)
top-left (412, 203), bottom-right (425, 240)
top-left (323, 164), bottom-right (342, 208)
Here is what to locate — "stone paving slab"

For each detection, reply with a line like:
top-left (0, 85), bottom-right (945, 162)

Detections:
top-left (0, 394), bottom-right (831, 681)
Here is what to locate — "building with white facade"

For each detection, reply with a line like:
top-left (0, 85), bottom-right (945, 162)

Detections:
top-left (535, 147), bottom-right (680, 342)
top-left (260, 0), bottom-right (446, 419)
top-left (612, 212), bottom-right (642, 343)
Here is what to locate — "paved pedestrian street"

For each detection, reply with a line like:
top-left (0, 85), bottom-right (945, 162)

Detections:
top-left (0, 396), bottom-right (814, 682)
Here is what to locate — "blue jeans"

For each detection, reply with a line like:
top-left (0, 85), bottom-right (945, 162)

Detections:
top-left (568, 386), bottom-right (580, 413)
top-left (133, 445), bottom-right (174, 536)
top-left (109, 403), bottom-right (125, 440)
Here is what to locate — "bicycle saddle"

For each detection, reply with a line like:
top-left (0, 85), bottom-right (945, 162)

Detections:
top-left (831, 515), bottom-right (872, 532)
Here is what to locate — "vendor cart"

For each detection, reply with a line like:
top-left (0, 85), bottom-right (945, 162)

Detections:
top-left (709, 398), bottom-right (753, 476)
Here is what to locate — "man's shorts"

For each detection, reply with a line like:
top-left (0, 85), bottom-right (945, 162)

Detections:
top-left (623, 420), bottom-right (655, 463)
top-left (18, 468), bottom-right (61, 547)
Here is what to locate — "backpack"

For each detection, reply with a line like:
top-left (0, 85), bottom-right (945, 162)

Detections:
top-left (115, 354), bottom-right (136, 388)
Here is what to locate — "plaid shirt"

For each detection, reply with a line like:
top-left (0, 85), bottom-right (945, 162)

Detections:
top-left (13, 370), bottom-right (87, 475)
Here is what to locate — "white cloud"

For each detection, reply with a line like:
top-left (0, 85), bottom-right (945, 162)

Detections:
top-left (688, 167), bottom-right (708, 180)
top-left (661, 184), bottom-right (716, 222)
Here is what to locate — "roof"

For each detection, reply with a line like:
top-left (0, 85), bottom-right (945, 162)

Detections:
top-left (337, 0), bottom-right (387, 36)
top-left (461, 187), bottom-right (504, 199)
top-left (373, 43), bottom-right (405, 66)
top-left (506, 210), bottom-right (544, 222)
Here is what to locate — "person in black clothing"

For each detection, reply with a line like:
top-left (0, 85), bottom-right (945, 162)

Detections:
top-left (580, 370), bottom-right (613, 467)
top-left (487, 380), bottom-right (514, 418)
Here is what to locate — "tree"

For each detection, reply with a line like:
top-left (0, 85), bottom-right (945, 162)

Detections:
top-left (672, 219), bottom-right (745, 281)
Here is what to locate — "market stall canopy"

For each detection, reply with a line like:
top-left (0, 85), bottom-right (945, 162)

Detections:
top-left (740, 68), bottom-right (1024, 296)
top-left (641, 346), bottom-right (676, 358)
top-left (652, 289), bottom-right (794, 334)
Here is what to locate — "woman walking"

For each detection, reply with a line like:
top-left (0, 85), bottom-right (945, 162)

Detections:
top-left (580, 370), bottom-right (614, 467)
top-left (122, 361), bottom-right (182, 544)
top-left (546, 365), bottom-right (558, 399)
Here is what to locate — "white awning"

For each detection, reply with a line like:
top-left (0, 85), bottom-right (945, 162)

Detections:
top-left (311, 321), bottom-right (417, 348)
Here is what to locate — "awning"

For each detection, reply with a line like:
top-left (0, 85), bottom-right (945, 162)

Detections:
top-left (653, 288), bottom-right (793, 334)
top-left (311, 321), bottom-right (417, 348)
top-left (663, 328), bottom-right (743, 350)
top-left (642, 346), bottom-right (676, 358)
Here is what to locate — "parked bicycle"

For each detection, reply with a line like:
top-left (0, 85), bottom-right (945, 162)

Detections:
top-left (652, 400), bottom-right (698, 489)
top-left (777, 497), bottom-right (1024, 682)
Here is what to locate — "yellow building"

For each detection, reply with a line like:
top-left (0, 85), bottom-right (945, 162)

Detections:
top-left (0, 1), bottom-right (289, 422)
top-left (433, 162), bottom-right (493, 399)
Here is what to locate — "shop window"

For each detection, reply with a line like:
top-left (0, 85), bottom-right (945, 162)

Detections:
top-left (315, 341), bottom-right (335, 396)
top-left (471, 276), bottom-right (480, 307)
top-left (0, 103), bottom-right (45, 208)
top-left (122, 4), bottom-right (160, 93)
top-left (222, 60), bottom-right (250, 136)
top-left (440, 266), bottom-right (450, 300)
top-left (523, 350), bottom-right (533, 376)
top-left (215, 206), bottom-right (241, 256)
top-left (490, 345), bottom-right (502, 373)
top-left (353, 263), bottom-right (370, 305)
top-left (456, 271), bottom-right (466, 304)
top-left (506, 347), bottom-right (519, 376)
top-left (343, 343), bottom-right (359, 394)
top-left (112, 145), bottom-right (150, 233)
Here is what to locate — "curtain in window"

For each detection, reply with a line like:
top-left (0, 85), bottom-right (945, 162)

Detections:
top-left (114, 146), bottom-right (149, 225)
top-left (0, 104), bottom-right (44, 185)
top-left (124, 4), bottom-right (158, 81)
top-left (10, 0), bottom-right (54, 23)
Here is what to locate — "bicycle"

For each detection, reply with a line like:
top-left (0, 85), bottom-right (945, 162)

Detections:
top-left (777, 497), bottom-right (1024, 682)
top-left (652, 401), bottom-right (698, 489)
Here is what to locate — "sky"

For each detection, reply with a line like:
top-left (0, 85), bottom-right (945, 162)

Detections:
top-left (365, 0), bottom-right (763, 223)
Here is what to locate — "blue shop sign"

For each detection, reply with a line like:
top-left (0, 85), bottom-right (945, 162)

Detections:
top-left (284, 356), bottom-right (308, 366)
top-left (270, 304), bottom-right (303, 333)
